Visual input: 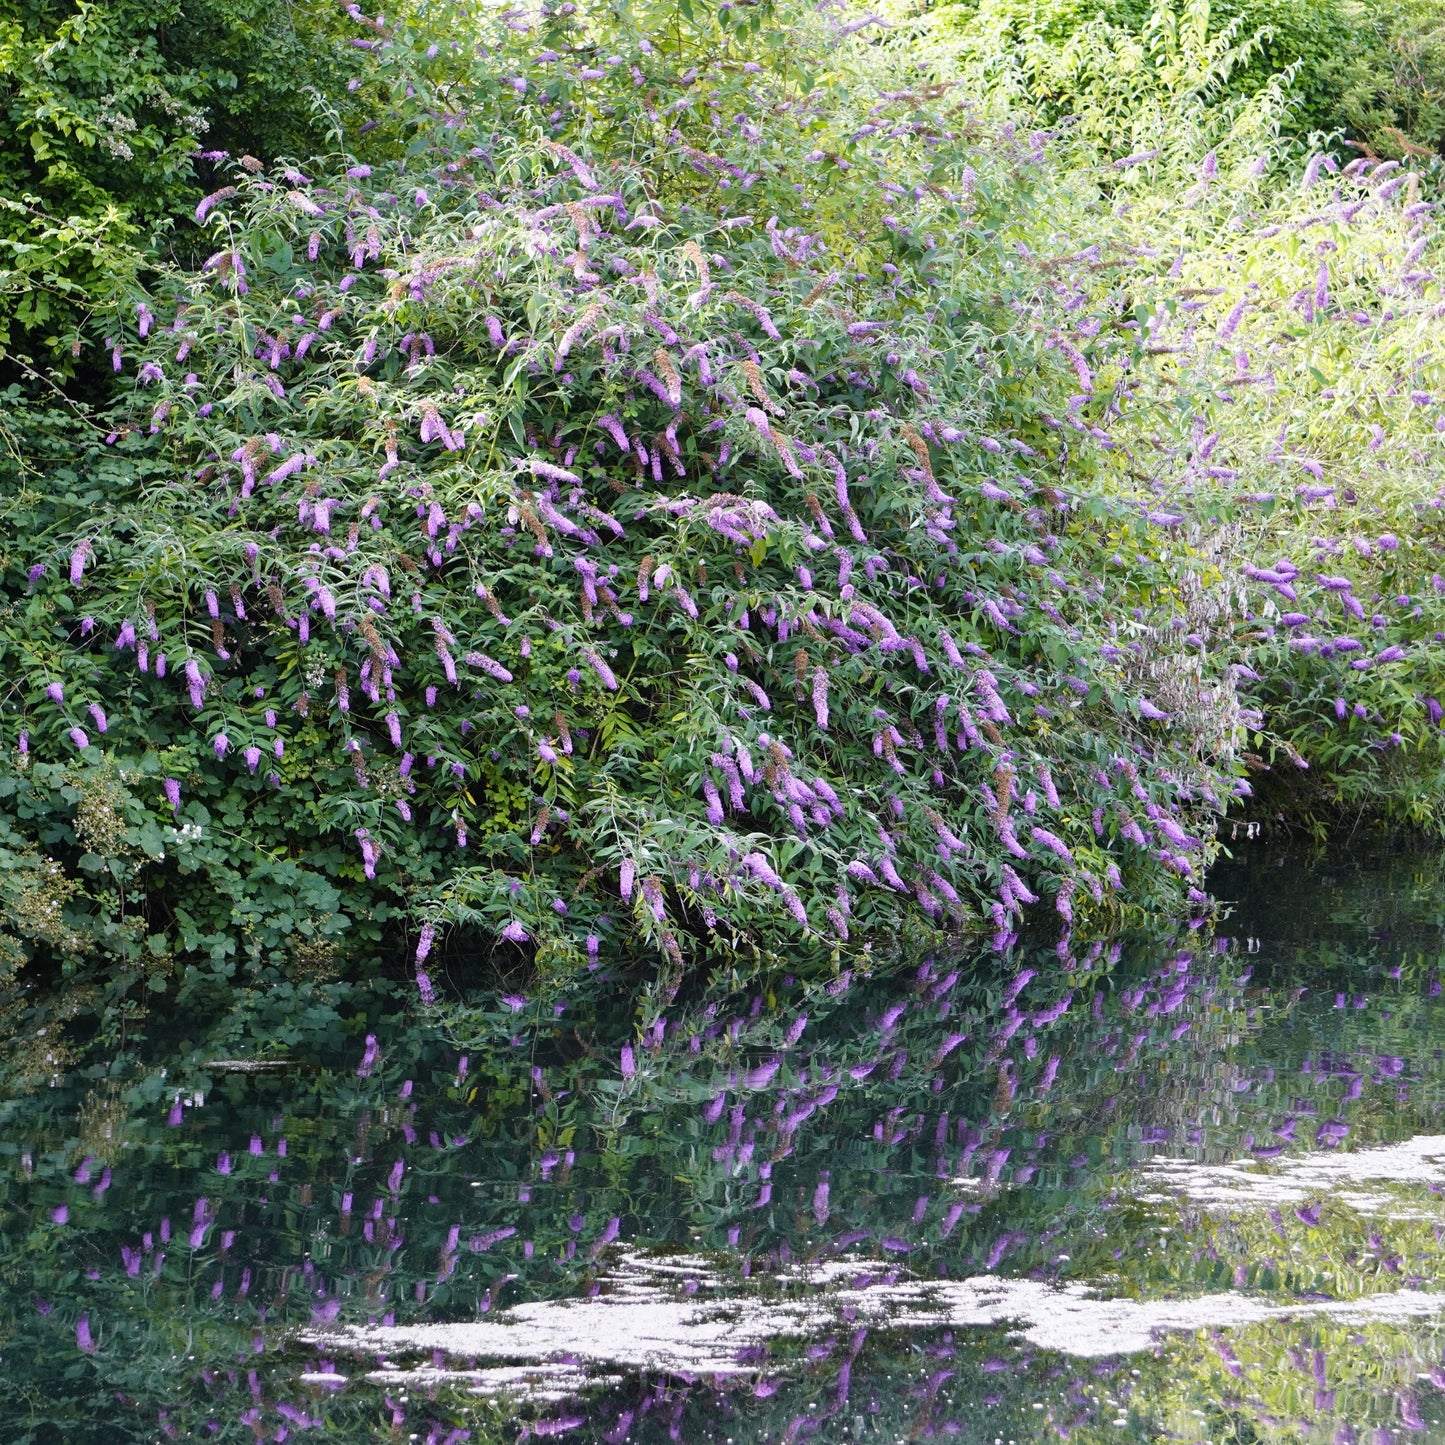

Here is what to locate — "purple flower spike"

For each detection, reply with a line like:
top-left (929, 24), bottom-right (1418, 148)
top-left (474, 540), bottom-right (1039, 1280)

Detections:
top-left (213, 733), bottom-right (229, 759)
top-left (354, 828), bottom-right (378, 879)
top-left (184, 658), bottom-right (206, 709)
top-left (703, 778), bottom-right (724, 825)
top-left (583, 649), bottom-right (618, 690)
top-left (1030, 827), bottom-right (1073, 865)
top-left (356, 1035), bottom-right (379, 1077)
top-left (76, 1316), bottom-right (95, 1354)
top-left (741, 851), bottom-right (786, 890)
top-left (68, 727), bottom-right (89, 750)
top-left (163, 778), bottom-right (181, 813)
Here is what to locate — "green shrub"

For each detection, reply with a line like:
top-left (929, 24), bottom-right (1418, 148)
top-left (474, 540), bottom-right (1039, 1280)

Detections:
top-left (7, 0), bottom-right (1444, 1015)
top-left (939, 0), bottom-right (1445, 157)
top-left (0, 0), bottom-right (384, 364)
top-left (908, 0), bottom-right (1445, 834)
top-left (0, 2), bottom-right (1256, 1011)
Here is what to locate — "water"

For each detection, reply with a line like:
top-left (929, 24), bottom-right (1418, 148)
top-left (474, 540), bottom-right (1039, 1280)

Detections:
top-left (5, 845), bottom-right (1445, 1443)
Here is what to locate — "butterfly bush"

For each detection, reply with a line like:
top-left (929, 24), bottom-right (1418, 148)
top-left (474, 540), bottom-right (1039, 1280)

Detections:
top-left (1066, 157), bottom-right (1445, 827)
top-left (0, 2), bottom-right (1255, 992)
top-left (912, 0), bottom-right (1445, 832)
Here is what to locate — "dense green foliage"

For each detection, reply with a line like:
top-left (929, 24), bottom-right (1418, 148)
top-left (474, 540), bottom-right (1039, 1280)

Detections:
top-left (1104, 153), bottom-right (1445, 832)
top-left (2, 0), bottom-right (1445, 1009)
top-left (1, 0), bottom-right (1294, 1008)
top-left (950, 0), bottom-right (1445, 159)
top-left (0, 0), bottom-right (378, 358)
top-left (8, 7), bottom-right (1445, 1441)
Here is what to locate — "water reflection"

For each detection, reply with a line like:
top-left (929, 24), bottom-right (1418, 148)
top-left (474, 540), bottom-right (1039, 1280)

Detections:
top-left (3, 845), bottom-right (1445, 1442)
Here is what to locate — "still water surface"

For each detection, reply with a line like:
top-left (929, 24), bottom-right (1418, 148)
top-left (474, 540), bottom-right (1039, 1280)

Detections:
top-left (6, 845), bottom-right (1445, 1442)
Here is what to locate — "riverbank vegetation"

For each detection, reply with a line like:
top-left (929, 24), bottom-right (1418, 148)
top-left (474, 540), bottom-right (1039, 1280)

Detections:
top-left (2, 0), bottom-right (1444, 1012)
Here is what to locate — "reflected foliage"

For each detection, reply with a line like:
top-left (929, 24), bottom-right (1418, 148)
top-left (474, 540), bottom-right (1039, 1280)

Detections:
top-left (2, 847), bottom-right (1445, 1440)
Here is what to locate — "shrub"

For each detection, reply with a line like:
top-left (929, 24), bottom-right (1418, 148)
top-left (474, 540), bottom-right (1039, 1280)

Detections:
top-left (0, 0), bottom-right (387, 364)
top-left (0, 2), bottom-right (1253, 1009)
top-left (940, 0), bottom-right (1445, 157)
top-left (1106, 151), bottom-right (1445, 834)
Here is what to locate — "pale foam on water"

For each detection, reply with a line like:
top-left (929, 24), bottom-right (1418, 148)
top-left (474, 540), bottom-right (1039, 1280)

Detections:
top-left (1138, 1132), bottom-right (1445, 1216)
top-left (312, 1229), bottom-right (1445, 1397)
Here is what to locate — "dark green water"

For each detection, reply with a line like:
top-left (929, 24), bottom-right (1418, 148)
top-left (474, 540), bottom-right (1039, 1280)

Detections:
top-left (7, 845), bottom-right (1445, 1443)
